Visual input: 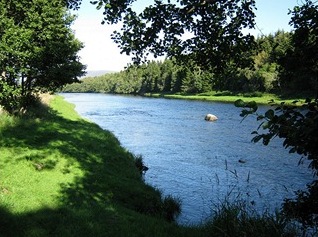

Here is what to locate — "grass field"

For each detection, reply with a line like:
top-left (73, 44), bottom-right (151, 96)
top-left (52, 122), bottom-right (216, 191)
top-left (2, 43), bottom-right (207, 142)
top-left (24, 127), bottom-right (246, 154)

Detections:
top-left (0, 95), bottom-right (299, 236)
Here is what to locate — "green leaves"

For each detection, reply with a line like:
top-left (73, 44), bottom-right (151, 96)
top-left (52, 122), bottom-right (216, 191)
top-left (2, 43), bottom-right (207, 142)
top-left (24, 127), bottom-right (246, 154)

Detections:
top-left (0, 0), bottom-right (86, 114)
top-left (234, 99), bottom-right (245, 107)
top-left (264, 109), bottom-right (274, 119)
top-left (278, 0), bottom-right (318, 95)
top-left (97, 0), bottom-right (256, 72)
top-left (237, 97), bottom-right (318, 227)
top-left (234, 99), bottom-right (257, 110)
top-left (234, 99), bottom-right (258, 118)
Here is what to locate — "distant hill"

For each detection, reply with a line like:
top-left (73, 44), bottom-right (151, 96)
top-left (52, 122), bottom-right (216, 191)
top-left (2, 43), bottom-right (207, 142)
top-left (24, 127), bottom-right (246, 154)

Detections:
top-left (82, 70), bottom-right (117, 78)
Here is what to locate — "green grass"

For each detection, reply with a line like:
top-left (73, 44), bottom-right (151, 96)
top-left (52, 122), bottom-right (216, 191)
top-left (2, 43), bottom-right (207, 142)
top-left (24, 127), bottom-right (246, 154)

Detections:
top-left (0, 95), bottom-right (301, 236)
top-left (0, 96), bottom-right (199, 237)
top-left (145, 91), bottom-right (309, 105)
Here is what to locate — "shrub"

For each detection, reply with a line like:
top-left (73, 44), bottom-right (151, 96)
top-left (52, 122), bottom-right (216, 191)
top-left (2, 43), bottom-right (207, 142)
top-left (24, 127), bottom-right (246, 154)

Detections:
top-left (162, 195), bottom-right (182, 222)
top-left (205, 201), bottom-right (297, 237)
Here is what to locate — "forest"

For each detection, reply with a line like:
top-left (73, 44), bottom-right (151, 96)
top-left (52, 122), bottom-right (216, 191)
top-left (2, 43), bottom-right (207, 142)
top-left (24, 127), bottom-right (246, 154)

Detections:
top-left (62, 30), bottom-right (317, 99)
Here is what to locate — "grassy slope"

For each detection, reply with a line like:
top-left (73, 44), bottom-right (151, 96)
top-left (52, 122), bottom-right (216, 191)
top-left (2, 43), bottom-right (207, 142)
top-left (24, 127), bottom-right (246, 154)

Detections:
top-left (0, 95), bottom-right (299, 237)
top-left (0, 96), bottom-right (201, 237)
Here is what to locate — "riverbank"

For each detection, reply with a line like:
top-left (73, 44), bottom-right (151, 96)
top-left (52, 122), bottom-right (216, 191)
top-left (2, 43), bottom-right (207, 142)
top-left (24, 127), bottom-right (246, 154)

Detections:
top-left (0, 95), bottom-right (298, 236)
top-left (0, 95), bottom-right (200, 237)
top-left (144, 91), bottom-right (307, 105)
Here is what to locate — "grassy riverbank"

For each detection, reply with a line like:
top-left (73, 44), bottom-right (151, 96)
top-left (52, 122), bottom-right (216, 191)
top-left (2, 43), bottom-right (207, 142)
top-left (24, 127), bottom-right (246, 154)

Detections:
top-left (0, 95), bottom-right (198, 237)
top-left (144, 91), bottom-right (308, 105)
top-left (0, 95), bottom-right (298, 236)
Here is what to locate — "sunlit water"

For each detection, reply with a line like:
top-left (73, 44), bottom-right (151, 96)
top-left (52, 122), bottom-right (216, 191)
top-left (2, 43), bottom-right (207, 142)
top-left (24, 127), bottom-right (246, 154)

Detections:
top-left (62, 93), bottom-right (313, 225)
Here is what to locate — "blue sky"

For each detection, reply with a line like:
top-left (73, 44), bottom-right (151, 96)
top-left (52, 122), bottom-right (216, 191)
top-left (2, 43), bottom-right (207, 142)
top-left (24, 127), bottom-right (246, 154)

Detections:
top-left (71, 0), bottom-right (299, 72)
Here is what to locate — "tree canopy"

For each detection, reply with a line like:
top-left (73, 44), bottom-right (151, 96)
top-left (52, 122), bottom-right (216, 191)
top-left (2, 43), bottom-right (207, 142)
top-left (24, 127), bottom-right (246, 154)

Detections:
top-left (0, 0), bottom-right (85, 114)
top-left (279, 0), bottom-right (318, 97)
top-left (91, 0), bottom-right (256, 73)
top-left (62, 31), bottom-right (298, 96)
top-left (85, 0), bottom-right (318, 229)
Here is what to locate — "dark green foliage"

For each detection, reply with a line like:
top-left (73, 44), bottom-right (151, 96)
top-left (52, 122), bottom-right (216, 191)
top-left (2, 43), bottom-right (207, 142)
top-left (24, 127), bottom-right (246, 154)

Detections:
top-left (205, 201), bottom-right (296, 237)
top-left (62, 28), bottom-right (304, 96)
top-left (0, 0), bottom-right (85, 114)
top-left (80, 0), bottom-right (314, 98)
top-left (65, 0), bottom-right (82, 10)
top-left (91, 0), bottom-right (310, 95)
top-left (241, 99), bottom-right (318, 172)
top-left (279, 1), bottom-right (318, 96)
top-left (234, 2), bottom-right (318, 229)
top-left (283, 180), bottom-right (318, 229)
top-left (62, 59), bottom-right (195, 94)
top-left (162, 195), bottom-right (181, 223)
top-left (235, 98), bottom-right (318, 229)
top-left (93, 0), bottom-right (256, 73)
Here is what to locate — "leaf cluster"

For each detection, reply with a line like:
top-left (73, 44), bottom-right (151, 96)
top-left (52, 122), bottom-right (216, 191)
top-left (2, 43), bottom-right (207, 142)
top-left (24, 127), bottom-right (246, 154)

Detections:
top-left (235, 97), bottom-right (318, 227)
top-left (233, 2), bottom-right (318, 227)
top-left (92, 0), bottom-right (256, 72)
top-left (279, 1), bottom-right (318, 95)
top-left (237, 99), bottom-right (318, 172)
top-left (0, 0), bottom-right (86, 114)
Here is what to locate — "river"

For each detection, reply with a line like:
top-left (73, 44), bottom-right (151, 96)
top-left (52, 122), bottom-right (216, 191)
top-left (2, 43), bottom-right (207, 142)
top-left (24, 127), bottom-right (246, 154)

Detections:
top-left (62, 93), bottom-right (313, 225)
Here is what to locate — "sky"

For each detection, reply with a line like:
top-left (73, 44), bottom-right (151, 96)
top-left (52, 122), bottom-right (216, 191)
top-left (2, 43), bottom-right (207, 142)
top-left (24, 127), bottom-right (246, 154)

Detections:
top-left (71, 0), bottom-right (301, 72)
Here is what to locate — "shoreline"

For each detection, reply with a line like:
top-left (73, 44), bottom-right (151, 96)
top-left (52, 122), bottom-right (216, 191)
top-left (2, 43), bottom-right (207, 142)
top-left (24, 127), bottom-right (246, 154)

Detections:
top-left (0, 94), bottom-right (307, 236)
top-left (61, 91), bottom-right (308, 106)
top-left (142, 92), bottom-right (307, 105)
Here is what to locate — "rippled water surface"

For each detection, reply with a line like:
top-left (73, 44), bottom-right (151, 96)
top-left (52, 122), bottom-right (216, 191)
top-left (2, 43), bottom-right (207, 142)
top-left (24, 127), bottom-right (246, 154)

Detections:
top-left (62, 93), bottom-right (312, 225)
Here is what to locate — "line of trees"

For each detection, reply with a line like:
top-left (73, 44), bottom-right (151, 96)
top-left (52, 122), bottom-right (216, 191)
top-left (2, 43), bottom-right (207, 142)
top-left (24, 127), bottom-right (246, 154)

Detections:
top-left (62, 30), bottom-right (316, 98)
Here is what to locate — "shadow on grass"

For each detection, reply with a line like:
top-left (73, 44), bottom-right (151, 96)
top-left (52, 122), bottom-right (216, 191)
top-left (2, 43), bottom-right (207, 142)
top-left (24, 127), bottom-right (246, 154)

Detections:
top-left (0, 100), bottom-right (183, 237)
top-left (276, 90), bottom-right (316, 100)
top-left (0, 205), bottom-right (120, 236)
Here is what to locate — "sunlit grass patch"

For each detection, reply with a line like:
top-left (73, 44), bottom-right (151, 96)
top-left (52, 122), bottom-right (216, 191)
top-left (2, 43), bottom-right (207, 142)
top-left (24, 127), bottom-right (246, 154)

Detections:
top-left (0, 95), bottom-right (191, 236)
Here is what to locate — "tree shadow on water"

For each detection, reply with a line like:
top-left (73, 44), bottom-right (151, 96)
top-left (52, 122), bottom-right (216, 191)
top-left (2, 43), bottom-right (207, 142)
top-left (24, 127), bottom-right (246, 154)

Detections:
top-left (0, 103), bottom-right (167, 236)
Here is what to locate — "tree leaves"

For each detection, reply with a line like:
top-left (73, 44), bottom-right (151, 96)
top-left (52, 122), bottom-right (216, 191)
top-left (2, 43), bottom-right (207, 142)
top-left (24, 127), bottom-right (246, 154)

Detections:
top-left (264, 109), bottom-right (274, 119)
top-left (279, 0), bottom-right (318, 95)
top-left (234, 99), bottom-right (245, 107)
top-left (95, 0), bottom-right (256, 72)
top-left (0, 0), bottom-right (86, 114)
top-left (238, 97), bottom-right (318, 228)
top-left (234, 99), bottom-right (258, 119)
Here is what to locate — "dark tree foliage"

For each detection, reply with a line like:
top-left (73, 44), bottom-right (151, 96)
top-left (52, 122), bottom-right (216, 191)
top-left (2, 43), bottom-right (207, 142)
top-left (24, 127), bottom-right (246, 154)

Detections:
top-left (0, 0), bottom-right (85, 114)
top-left (234, 1), bottom-right (318, 228)
top-left (64, 0), bottom-right (82, 10)
top-left (279, 1), bottom-right (318, 96)
top-left (91, 0), bottom-right (256, 73)
top-left (61, 30), bottom-right (298, 95)
top-left (235, 98), bottom-right (318, 228)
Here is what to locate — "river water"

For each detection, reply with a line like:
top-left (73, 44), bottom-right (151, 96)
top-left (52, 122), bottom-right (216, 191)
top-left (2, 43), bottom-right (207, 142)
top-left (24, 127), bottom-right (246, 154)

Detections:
top-left (62, 93), bottom-right (313, 225)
